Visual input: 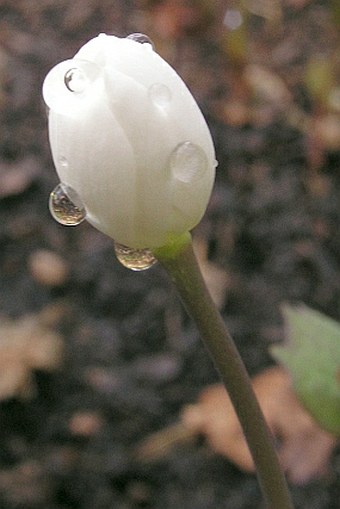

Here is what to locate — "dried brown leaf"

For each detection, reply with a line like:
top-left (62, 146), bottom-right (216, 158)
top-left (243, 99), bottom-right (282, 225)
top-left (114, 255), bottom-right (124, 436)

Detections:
top-left (245, 65), bottom-right (292, 107)
top-left (182, 366), bottom-right (337, 484)
top-left (0, 312), bottom-right (63, 400)
top-left (28, 249), bottom-right (69, 287)
top-left (193, 238), bottom-right (229, 309)
top-left (0, 157), bottom-right (40, 198)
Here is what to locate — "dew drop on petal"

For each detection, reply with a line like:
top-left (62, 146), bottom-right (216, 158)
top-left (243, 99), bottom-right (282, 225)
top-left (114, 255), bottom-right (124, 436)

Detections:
top-left (114, 242), bottom-right (157, 271)
top-left (170, 142), bottom-right (208, 183)
top-left (126, 33), bottom-right (154, 49)
top-left (59, 156), bottom-right (69, 168)
top-left (43, 59), bottom-right (101, 115)
top-left (49, 183), bottom-right (86, 226)
top-left (64, 67), bottom-right (87, 93)
top-left (148, 83), bottom-right (172, 108)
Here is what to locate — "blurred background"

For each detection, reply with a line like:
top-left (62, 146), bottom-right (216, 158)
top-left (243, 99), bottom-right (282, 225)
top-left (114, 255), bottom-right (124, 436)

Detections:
top-left (0, 1), bottom-right (340, 507)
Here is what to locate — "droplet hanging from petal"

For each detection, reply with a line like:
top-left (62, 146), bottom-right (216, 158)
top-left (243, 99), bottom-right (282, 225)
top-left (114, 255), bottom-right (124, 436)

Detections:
top-left (49, 183), bottom-right (86, 226)
top-left (114, 242), bottom-right (157, 271)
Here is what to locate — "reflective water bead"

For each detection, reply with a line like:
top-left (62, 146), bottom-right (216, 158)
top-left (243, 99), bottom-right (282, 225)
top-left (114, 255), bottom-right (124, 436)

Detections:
top-left (148, 83), bottom-right (172, 109)
top-left (170, 141), bottom-right (208, 183)
top-left (126, 33), bottom-right (154, 49)
top-left (64, 67), bottom-right (87, 93)
top-left (43, 59), bottom-right (101, 115)
top-left (114, 242), bottom-right (157, 271)
top-left (49, 183), bottom-right (86, 226)
top-left (59, 156), bottom-right (69, 168)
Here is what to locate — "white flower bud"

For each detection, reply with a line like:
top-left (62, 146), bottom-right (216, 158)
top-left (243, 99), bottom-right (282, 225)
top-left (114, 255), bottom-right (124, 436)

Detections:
top-left (43, 33), bottom-right (216, 249)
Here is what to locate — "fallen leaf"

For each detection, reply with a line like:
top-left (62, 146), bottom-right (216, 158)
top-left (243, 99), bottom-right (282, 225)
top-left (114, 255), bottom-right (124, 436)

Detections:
top-left (0, 157), bottom-right (40, 198)
top-left (193, 237), bottom-right (230, 309)
top-left (134, 421), bottom-right (195, 463)
top-left (28, 249), bottom-right (69, 287)
top-left (181, 366), bottom-right (337, 484)
top-left (0, 460), bottom-right (51, 506)
top-left (271, 305), bottom-right (340, 436)
top-left (150, 0), bottom-right (212, 39)
top-left (0, 310), bottom-right (63, 400)
top-left (245, 64), bottom-right (292, 107)
top-left (244, 0), bottom-right (282, 25)
top-left (68, 411), bottom-right (104, 437)
top-left (313, 114), bottom-right (340, 151)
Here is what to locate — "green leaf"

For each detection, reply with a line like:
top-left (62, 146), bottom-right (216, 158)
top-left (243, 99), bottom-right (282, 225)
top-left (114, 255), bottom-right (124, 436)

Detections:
top-left (271, 304), bottom-right (340, 436)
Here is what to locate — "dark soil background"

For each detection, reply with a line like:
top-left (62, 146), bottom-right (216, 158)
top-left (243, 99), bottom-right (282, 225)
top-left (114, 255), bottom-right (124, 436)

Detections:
top-left (0, 1), bottom-right (340, 508)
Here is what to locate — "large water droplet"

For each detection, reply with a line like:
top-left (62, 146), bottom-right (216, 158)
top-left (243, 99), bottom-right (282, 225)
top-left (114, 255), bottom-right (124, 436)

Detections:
top-left (114, 242), bottom-right (157, 271)
top-left (170, 142), bottom-right (208, 183)
top-left (148, 83), bottom-right (172, 109)
top-left (64, 67), bottom-right (87, 93)
top-left (43, 59), bottom-right (101, 115)
top-left (49, 183), bottom-right (86, 226)
top-left (126, 33), bottom-right (154, 50)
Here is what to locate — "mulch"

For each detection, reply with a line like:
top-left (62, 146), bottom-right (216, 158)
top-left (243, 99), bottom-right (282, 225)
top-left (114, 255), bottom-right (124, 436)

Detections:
top-left (0, 1), bottom-right (339, 507)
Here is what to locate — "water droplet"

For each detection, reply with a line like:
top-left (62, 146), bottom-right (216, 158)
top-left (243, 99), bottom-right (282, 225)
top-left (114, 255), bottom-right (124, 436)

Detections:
top-left (59, 156), bottom-right (69, 168)
top-left (64, 67), bottom-right (87, 93)
top-left (49, 183), bottom-right (86, 226)
top-left (148, 83), bottom-right (172, 108)
top-left (114, 242), bottom-right (157, 271)
top-left (126, 33), bottom-right (154, 49)
top-left (170, 142), bottom-right (208, 183)
top-left (43, 59), bottom-right (101, 115)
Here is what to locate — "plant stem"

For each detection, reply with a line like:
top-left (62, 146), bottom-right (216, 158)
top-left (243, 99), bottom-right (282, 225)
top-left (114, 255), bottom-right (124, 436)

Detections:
top-left (153, 233), bottom-right (294, 509)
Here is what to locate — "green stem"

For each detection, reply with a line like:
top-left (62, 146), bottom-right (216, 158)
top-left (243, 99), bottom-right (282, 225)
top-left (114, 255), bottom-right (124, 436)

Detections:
top-left (153, 233), bottom-right (293, 509)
